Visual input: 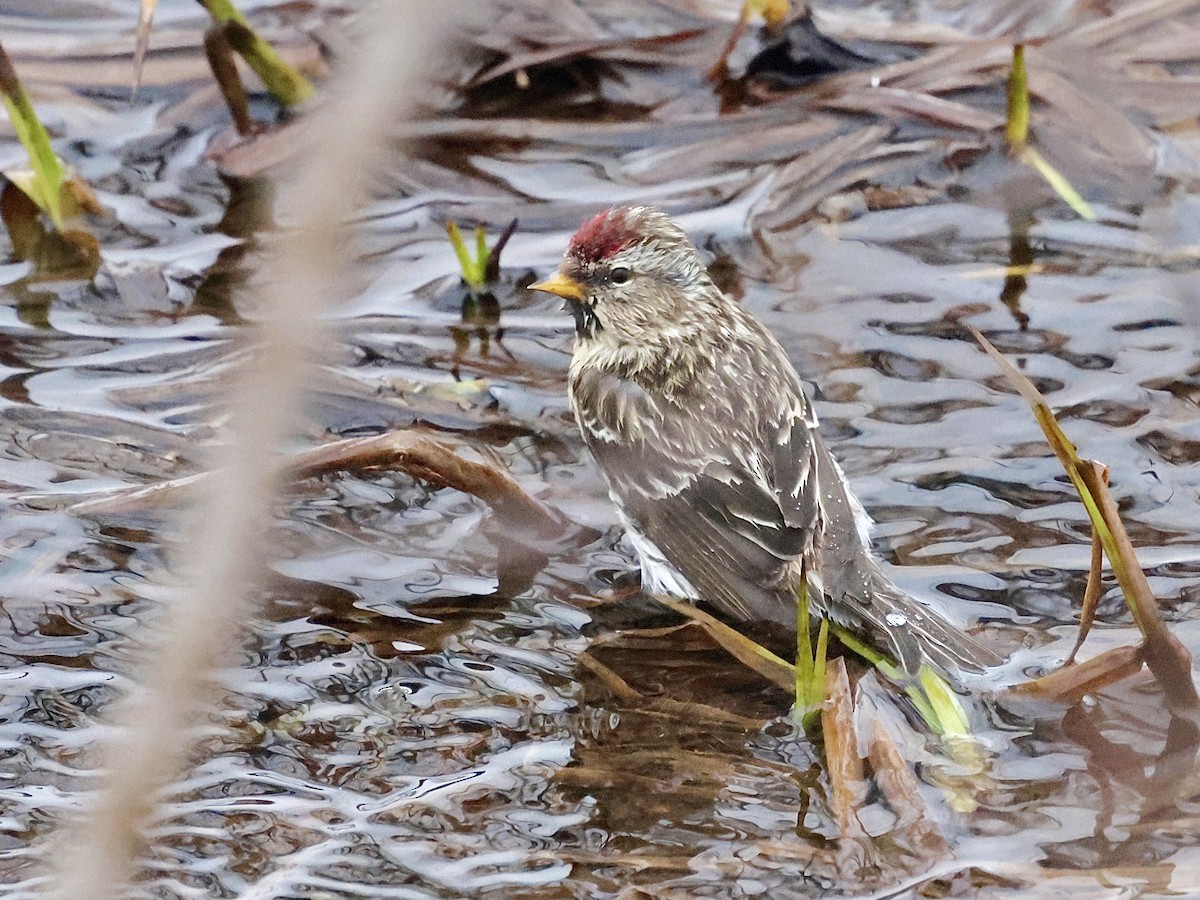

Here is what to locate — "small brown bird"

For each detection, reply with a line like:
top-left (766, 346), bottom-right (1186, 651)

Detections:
top-left (531, 206), bottom-right (999, 676)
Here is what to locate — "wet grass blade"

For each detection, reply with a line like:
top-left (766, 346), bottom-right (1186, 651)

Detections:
top-left (654, 594), bottom-right (973, 743)
top-left (474, 225), bottom-right (488, 278)
top-left (1004, 44), bottom-right (1095, 221)
top-left (0, 42), bottom-right (64, 228)
top-left (445, 221), bottom-right (480, 286)
top-left (971, 328), bottom-right (1200, 718)
top-left (1006, 44), bottom-right (1029, 146)
top-left (199, 0), bottom-right (314, 106)
top-left (448, 219), bottom-right (515, 291)
top-left (446, 220), bottom-right (486, 288)
top-left (132, 0), bottom-right (157, 100)
top-left (794, 575), bottom-right (829, 726)
top-left (653, 595), bottom-right (796, 691)
top-left (1019, 145), bottom-right (1097, 221)
top-left (821, 657), bottom-right (868, 845)
top-left (830, 626), bottom-right (969, 736)
top-left (1066, 526), bottom-right (1105, 665)
top-left (1010, 644), bottom-right (1144, 703)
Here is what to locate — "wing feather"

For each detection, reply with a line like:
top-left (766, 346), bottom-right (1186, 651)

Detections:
top-left (572, 339), bottom-right (1001, 675)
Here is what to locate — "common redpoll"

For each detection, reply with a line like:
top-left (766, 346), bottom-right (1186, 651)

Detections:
top-left (532, 206), bottom-right (999, 676)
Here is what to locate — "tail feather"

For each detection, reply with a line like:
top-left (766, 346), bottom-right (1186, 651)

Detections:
top-left (810, 444), bottom-right (1001, 677)
top-left (808, 557), bottom-right (1000, 677)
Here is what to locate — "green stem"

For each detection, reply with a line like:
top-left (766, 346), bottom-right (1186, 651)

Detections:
top-left (1019, 146), bottom-right (1096, 221)
top-left (831, 626), bottom-right (969, 736)
top-left (198, 0), bottom-right (315, 106)
top-left (0, 42), bottom-right (64, 227)
top-left (445, 221), bottom-right (479, 287)
top-left (1006, 43), bottom-right (1029, 148)
top-left (793, 577), bottom-right (829, 728)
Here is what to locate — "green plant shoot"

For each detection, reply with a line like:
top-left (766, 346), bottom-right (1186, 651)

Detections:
top-left (1006, 44), bottom-right (1029, 147)
top-left (1019, 146), bottom-right (1096, 220)
top-left (198, 0), bottom-right (314, 106)
top-left (447, 219), bottom-right (518, 292)
top-left (793, 577), bottom-right (829, 727)
top-left (446, 221), bottom-right (490, 289)
top-left (1005, 43), bottom-right (1095, 221)
top-left (0, 43), bottom-right (65, 228)
top-left (832, 626), bottom-right (969, 737)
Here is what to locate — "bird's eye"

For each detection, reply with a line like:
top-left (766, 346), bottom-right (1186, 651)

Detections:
top-left (609, 267), bottom-right (630, 285)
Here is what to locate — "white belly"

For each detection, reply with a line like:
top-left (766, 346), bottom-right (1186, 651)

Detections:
top-left (615, 503), bottom-right (699, 598)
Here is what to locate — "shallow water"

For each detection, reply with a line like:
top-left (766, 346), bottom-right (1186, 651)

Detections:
top-left (3, 0), bottom-right (1200, 897)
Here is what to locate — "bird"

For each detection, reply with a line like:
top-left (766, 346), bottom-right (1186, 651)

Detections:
top-left (530, 206), bottom-right (1000, 677)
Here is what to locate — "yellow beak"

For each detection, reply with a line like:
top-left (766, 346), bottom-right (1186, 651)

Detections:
top-left (529, 271), bottom-right (586, 302)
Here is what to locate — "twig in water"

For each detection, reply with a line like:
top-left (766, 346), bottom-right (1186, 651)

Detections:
top-left (972, 327), bottom-right (1200, 719)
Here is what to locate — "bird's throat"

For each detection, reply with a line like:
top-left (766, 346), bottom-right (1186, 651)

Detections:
top-left (567, 299), bottom-right (603, 340)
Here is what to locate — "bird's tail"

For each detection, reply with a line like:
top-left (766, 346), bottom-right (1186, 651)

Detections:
top-left (841, 561), bottom-right (1002, 677)
top-left (809, 448), bottom-right (1001, 679)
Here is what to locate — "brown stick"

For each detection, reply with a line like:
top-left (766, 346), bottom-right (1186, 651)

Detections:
top-left (1078, 459), bottom-right (1200, 717)
top-left (652, 595), bottom-right (796, 691)
top-left (291, 431), bottom-right (567, 537)
top-left (70, 430), bottom-right (569, 540)
top-left (707, 13), bottom-right (748, 83)
top-left (1009, 644), bottom-right (1144, 703)
top-left (822, 657), bottom-right (867, 844)
top-left (203, 24), bottom-right (254, 136)
top-left (577, 651), bottom-right (642, 702)
top-left (972, 327), bottom-right (1200, 718)
top-left (1066, 526), bottom-right (1105, 666)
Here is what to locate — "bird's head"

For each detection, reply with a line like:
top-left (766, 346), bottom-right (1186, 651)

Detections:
top-left (530, 207), bottom-right (719, 345)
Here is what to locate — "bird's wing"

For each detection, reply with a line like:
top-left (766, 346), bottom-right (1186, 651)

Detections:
top-left (576, 364), bottom-right (1000, 675)
top-left (600, 400), bottom-right (1002, 675)
top-left (597, 402), bottom-right (822, 627)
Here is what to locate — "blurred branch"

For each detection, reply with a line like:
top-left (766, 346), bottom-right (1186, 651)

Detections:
top-left (132, 0), bottom-right (158, 99)
top-left (293, 430), bottom-right (568, 538)
top-left (203, 24), bottom-right (254, 135)
top-left (45, 3), bottom-right (449, 897)
top-left (65, 429), bottom-right (569, 540)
